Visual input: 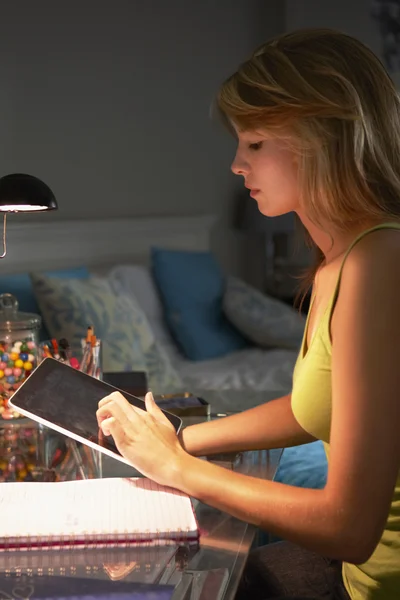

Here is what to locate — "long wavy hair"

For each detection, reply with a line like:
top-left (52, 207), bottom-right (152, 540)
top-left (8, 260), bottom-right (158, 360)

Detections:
top-left (216, 28), bottom-right (400, 300)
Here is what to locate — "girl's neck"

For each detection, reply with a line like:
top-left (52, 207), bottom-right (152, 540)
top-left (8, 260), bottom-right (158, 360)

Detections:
top-left (296, 211), bottom-right (390, 264)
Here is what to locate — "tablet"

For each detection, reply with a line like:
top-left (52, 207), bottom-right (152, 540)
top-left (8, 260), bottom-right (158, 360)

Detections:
top-left (8, 357), bottom-right (182, 467)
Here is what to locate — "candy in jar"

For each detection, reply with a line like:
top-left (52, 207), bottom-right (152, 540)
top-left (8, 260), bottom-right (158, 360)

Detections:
top-left (0, 293), bottom-right (41, 419)
top-left (0, 424), bottom-right (41, 482)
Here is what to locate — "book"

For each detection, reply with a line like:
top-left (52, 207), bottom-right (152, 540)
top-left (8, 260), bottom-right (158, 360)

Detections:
top-left (154, 394), bottom-right (210, 418)
top-left (0, 477), bottom-right (199, 550)
top-left (103, 371), bottom-right (148, 397)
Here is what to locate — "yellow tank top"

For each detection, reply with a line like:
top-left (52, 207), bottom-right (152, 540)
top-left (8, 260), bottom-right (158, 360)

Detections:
top-left (291, 223), bottom-right (400, 600)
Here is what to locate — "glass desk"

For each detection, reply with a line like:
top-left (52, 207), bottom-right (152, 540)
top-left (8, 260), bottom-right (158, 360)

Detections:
top-left (0, 415), bottom-right (282, 599)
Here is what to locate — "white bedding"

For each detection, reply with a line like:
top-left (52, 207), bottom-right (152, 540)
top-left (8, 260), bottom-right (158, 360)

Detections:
top-left (107, 264), bottom-right (298, 398)
top-left (170, 346), bottom-right (297, 393)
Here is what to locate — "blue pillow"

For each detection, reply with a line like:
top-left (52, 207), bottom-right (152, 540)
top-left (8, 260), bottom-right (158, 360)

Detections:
top-left (257, 441), bottom-right (328, 545)
top-left (151, 247), bottom-right (248, 361)
top-left (274, 441), bottom-right (328, 489)
top-left (0, 267), bottom-right (90, 340)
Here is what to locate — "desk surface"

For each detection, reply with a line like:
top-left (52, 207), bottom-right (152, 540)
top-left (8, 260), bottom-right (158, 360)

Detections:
top-left (174, 447), bottom-right (283, 599)
top-left (0, 412), bottom-right (282, 600)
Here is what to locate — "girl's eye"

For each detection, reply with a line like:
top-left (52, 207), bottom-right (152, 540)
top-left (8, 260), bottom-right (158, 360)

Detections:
top-left (248, 142), bottom-right (263, 151)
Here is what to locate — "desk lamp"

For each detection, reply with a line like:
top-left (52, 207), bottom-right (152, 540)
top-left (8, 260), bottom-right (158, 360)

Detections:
top-left (0, 173), bottom-right (57, 258)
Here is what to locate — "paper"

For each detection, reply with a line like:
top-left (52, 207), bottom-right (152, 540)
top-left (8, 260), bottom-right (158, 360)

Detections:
top-left (0, 478), bottom-right (198, 548)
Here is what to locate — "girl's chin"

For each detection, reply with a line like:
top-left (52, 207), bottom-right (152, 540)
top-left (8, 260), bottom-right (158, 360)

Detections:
top-left (257, 202), bottom-right (295, 219)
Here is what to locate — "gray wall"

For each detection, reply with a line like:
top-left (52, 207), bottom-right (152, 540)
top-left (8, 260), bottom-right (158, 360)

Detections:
top-left (286, 0), bottom-right (390, 80)
top-left (0, 0), bottom-right (284, 276)
top-left (1, 1), bottom-right (391, 284)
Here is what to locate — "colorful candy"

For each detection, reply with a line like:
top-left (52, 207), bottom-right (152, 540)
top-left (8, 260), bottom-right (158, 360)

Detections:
top-left (0, 338), bottom-right (38, 419)
top-left (0, 425), bottom-right (41, 482)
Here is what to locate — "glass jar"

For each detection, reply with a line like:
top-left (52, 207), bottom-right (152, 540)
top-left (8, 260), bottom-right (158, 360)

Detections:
top-left (0, 293), bottom-right (41, 419)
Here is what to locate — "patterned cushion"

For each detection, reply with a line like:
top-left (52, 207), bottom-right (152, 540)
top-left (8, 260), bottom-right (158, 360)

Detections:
top-left (0, 267), bottom-right (90, 340)
top-left (30, 273), bottom-right (183, 394)
top-left (108, 264), bottom-right (176, 351)
top-left (223, 276), bottom-right (305, 350)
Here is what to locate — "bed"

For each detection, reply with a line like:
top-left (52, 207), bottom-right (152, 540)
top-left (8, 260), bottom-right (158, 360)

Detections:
top-left (0, 213), bottom-right (327, 491)
top-left (2, 213), bottom-right (298, 397)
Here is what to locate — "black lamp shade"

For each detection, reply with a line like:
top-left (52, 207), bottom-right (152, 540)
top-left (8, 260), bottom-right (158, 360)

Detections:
top-left (0, 173), bottom-right (57, 212)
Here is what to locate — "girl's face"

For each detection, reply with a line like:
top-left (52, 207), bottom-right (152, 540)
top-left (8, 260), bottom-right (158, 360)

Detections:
top-left (231, 129), bottom-right (301, 217)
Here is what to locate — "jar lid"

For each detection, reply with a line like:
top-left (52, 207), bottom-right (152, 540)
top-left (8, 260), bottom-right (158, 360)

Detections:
top-left (0, 293), bottom-right (42, 332)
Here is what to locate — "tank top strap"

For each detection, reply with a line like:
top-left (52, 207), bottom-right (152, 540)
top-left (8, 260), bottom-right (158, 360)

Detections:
top-left (329, 222), bottom-right (400, 313)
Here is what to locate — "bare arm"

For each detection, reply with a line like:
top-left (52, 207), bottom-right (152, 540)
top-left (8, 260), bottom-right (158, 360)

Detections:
top-left (179, 393), bottom-right (316, 456)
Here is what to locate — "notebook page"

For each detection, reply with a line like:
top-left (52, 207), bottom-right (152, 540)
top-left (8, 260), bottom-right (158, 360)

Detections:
top-left (0, 478), bottom-right (198, 542)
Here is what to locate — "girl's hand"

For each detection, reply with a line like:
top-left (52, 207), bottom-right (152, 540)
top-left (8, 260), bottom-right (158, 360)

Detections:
top-left (96, 391), bottom-right (187, 487)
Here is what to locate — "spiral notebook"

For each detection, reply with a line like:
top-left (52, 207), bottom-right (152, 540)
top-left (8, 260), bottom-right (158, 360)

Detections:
top-left (0, 477), bottom-right (199, 550)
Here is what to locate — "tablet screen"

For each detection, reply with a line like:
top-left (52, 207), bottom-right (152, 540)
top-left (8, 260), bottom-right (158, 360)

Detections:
top-left (9, 358), bottom-right (182, 465)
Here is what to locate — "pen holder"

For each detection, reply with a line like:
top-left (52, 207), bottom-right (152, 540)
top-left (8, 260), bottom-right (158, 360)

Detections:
top-left (38, 338), bottom-right (102, 380)
top-left (79, 336), bottom-right (102, 380)
top-left (38, 339), bottom-right (81, 370)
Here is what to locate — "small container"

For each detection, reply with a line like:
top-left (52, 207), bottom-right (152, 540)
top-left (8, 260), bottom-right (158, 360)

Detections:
top-left (0, 293), bottom-right (41, 419)
top-left (38, 338), bottom-right (82, 371)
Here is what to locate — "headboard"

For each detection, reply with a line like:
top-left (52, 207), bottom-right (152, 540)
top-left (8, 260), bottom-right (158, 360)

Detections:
top-left (0, 213), bottom-right (217, 274)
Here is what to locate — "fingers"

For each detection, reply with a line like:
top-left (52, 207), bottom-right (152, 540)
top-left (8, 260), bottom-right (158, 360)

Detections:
top-left (98, 391), bottom-right (146, 416)
top-left (96, 390), bottom-right (174, 441)
top-left (99, 416), bottom-right (115, 437)
top-left (145, 392), bottom-right (172, 427)
top-left (96, 390), bottom-right (145, 430)
top-left (96, 393), bottom-right (132, 431)
top-left (98, 391), bottom-right (130, 411)
top-left (99, 415), bottom-right (126, 447)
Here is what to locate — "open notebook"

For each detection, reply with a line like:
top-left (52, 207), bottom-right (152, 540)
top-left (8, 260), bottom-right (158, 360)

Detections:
top-left (0, 477), bottom-right (199, 550)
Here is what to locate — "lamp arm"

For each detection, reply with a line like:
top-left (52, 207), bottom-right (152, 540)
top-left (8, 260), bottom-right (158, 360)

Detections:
top-left (0, 213), bottom-right (7, 259)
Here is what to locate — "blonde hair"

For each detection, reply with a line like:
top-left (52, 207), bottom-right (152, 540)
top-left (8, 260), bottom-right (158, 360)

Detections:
top-left (216, 28), bottom-right (400, 296)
